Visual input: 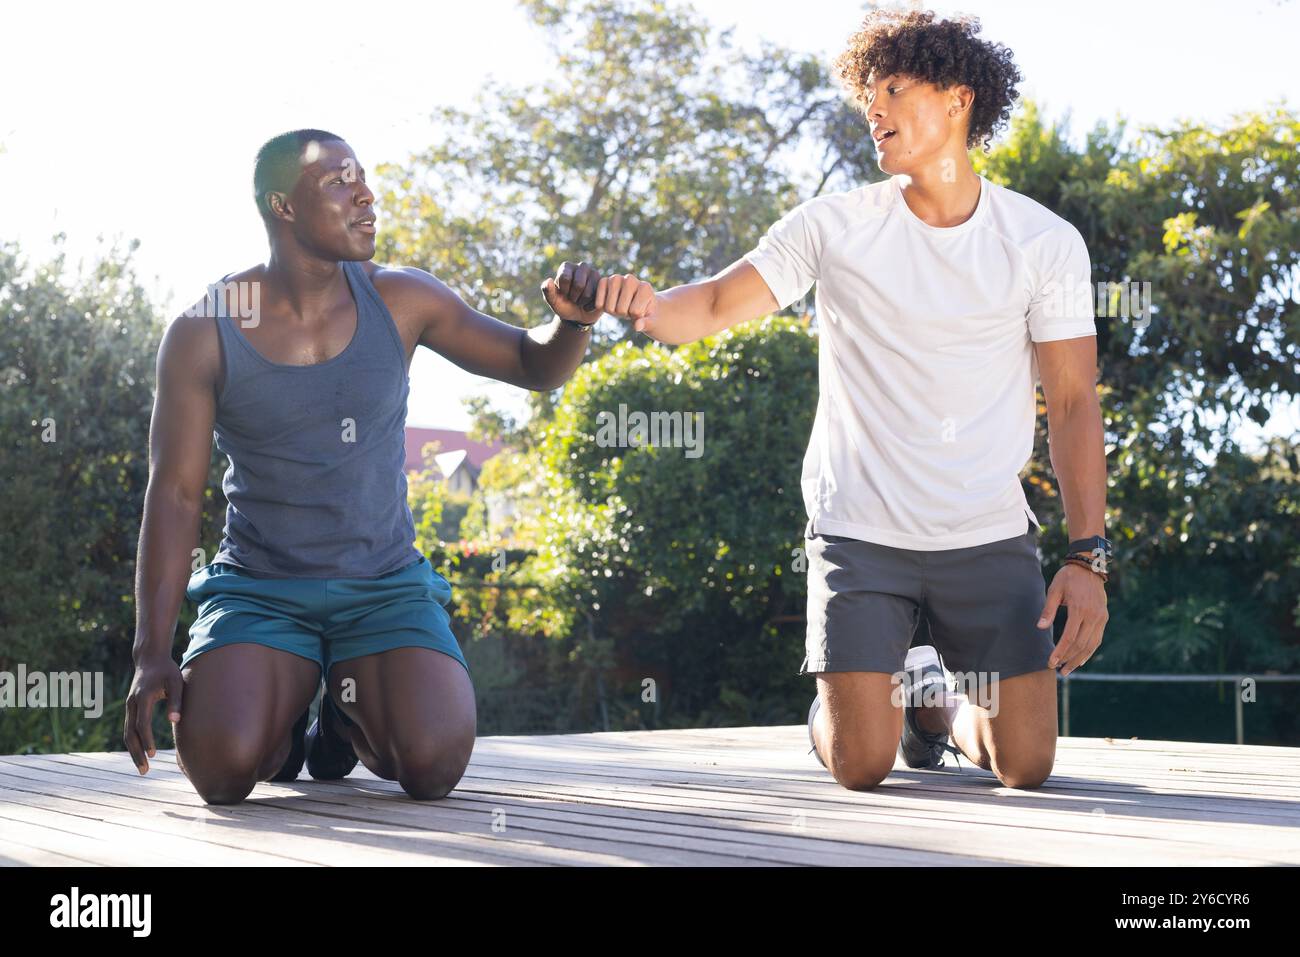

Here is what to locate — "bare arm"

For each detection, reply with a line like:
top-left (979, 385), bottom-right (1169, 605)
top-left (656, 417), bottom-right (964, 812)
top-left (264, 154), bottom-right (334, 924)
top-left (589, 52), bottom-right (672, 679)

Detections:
top-left (1038, 336), bottom-right (1107, 541)
top-left (376, 262), bottom-right (600, 391)
top-left (1035, 335), bottom-right (1109, 677)
top-left (126, 311), bottom-right (220, 772)
top-left (596, 259), bottom-right (779, 345)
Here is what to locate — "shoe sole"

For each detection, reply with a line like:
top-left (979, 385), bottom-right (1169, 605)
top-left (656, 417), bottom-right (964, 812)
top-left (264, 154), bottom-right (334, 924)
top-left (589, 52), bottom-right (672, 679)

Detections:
top-left (807, 696), bottom-right (826, 768)
top-left (898, 646), bottom-right (951, 769)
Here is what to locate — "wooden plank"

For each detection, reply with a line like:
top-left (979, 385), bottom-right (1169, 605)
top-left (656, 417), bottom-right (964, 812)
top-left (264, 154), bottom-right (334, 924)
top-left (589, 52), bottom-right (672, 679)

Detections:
top-left (134, 743), bottom-right (1300, 832)
top-left (0, 770), bottom-right (651, 868)
top-left (462, 726), bottom-right (1300, 765)
top-left (459, 750), bottom-right (1300, 798)
top-left (453, 739), bottom-right (1300, 801)
top-left (1, 756), bottom-right (795, 867)
top-left (235, 777), bottom-right (999, 866)
top-left (442, 774), bottom-right (1297, 865)
top-left (0, 842), bottom-right (103, 867)
top-left (3, 727), bottom-right (1296, 867)
top-left (4, 754), bottom-right (990, 867)
top-left (0, 811), bottom-right (161, 867)
top-left (130, 739), bottom-right (1300, 826)
top-left (74, 753), bottom-right (1298, 866)
top-left (408, 740), bottom-right (1300, 811)
top-left (472, 733), bottom-right (1300, 779)
top-left (127, 742), bottom-right (1300, 848)
top-left (0, 782), bottom-right (574, 868)
top-left (0, 755), bottom-right (979, 866)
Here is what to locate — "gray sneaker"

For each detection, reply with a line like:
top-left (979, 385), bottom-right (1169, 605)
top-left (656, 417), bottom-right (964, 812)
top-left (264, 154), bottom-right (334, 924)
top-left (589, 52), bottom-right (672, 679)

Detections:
top-left (897, 646), bottom-right (963, 771)
top-left (807, 695), bottom-right (826, 768)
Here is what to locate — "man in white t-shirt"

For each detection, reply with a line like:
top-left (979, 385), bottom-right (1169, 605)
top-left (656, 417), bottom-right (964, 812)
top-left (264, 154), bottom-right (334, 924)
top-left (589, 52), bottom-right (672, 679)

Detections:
top-left (592, 9), bottom-right (1110, 791)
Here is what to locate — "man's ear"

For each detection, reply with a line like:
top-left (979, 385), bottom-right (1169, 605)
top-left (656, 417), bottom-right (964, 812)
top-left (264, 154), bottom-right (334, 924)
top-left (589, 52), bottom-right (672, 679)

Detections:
top-left (949, 83), bottom-right (976, 119)
top-left (265, 190), bottom-right (293, 223)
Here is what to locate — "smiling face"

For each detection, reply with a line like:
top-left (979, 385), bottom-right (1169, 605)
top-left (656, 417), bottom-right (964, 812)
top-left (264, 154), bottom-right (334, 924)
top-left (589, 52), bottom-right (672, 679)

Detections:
top-left (863, 72), bottom-right (971, 176)
top-left (264, 138), bottom-right (377, 262)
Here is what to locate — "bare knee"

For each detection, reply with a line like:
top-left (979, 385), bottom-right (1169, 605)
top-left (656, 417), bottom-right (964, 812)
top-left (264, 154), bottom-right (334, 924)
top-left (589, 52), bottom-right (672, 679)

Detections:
top-left (829, 754), bottom-right (895, 792)
top-left (177, 730), bottom-right (266, 805)
top-left (186, 758), bottom-right (259, 805)
top-left (816, 723), bottom-right (897, 791)
top-left (398, 751), bottom-right (470, 800)
top-left (993, 753), bottom-right (1054, 789)
top-left (196, 774), bottom-right (258, 805)
top-left (386, 735), bottom-right (474, 801)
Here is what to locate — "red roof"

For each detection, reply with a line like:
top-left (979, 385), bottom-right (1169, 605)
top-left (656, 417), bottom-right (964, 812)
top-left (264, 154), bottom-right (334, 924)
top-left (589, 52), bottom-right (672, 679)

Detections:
top-left (404, 427), bottom-right (504, 474)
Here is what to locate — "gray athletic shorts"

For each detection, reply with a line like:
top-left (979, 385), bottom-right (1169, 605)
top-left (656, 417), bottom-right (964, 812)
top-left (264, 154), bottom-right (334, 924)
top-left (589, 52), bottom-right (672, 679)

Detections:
top-left (802, 516), bottom-right (1055, 683)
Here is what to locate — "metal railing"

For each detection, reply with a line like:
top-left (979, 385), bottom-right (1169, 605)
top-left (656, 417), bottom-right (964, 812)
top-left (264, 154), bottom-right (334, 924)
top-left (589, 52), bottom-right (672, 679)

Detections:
top-left (1057, 673), bottom-right (1300, 744)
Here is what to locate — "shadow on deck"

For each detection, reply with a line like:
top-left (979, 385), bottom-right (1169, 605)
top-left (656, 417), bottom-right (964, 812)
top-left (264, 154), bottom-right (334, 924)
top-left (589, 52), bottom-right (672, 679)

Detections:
top-left (2, 727), bottom-right (1297, 866)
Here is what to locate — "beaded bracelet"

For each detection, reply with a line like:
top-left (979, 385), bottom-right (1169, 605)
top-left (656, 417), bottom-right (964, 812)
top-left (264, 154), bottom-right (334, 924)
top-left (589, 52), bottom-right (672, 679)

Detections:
top-left (1061, 554), bottom-right (1109, 583)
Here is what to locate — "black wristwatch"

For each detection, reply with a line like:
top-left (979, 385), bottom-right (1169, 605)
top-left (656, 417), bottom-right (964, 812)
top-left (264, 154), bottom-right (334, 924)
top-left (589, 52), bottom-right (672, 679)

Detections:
top-left (1066, 535), bottom-right (1113, 575)
top-left (560, 317), bottom-right (596, 332)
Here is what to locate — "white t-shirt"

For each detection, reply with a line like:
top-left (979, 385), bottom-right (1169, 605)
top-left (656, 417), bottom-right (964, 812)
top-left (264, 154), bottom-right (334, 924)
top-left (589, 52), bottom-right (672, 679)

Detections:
top-left (743, 173), bottom-right (1097, 551)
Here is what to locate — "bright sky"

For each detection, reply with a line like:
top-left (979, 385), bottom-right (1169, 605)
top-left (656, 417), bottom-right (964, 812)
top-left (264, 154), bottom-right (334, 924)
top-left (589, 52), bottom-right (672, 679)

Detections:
top-left (3, 0), bottom-right (1297, 432)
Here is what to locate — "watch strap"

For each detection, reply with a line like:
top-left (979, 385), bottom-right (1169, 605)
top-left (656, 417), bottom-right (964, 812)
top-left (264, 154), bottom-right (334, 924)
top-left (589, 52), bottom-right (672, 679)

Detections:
top-left (1068, 536), bottom-right (1112, 557)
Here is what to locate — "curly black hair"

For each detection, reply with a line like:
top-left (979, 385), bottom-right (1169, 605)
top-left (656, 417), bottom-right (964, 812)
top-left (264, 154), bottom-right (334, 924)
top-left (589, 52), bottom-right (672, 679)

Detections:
top-left (834, 9), bottom-right (1023, 152)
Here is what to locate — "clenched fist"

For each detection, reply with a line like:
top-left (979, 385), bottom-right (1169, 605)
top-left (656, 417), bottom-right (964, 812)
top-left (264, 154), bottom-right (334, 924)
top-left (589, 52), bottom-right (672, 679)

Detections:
top-left (595, 273), bottom-right (659, 334)
top-left (541, 261), bottom-right (602, 324)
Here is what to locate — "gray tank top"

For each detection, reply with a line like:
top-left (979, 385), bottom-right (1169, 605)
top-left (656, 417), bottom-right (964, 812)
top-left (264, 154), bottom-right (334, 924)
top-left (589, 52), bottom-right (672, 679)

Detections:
top-left (209, 261), bottom-right (421, 579)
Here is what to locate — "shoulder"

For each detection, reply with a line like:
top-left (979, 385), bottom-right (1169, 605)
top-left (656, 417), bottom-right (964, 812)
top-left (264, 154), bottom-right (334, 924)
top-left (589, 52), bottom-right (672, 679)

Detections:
top-left (793, 180), bottom-right (890, 224)
top-left (767, 180), bottom-right (891, 245)
top-left (170, 265), bottom-right (262, 336)
top-left (161, 310), bottom-right (218, 352)
top-left (983, 179), bottom-right (1087, 256)
top-left (158, 304), bottom-right (222, 388)
top-left (363, 262), bottom-right (469, 332)
top-left (365, 262), bottom-right (457, 306)
top-left (365, 261), bottom-right (440, 291)
top-left (160, 265), bottom-right (265, 383)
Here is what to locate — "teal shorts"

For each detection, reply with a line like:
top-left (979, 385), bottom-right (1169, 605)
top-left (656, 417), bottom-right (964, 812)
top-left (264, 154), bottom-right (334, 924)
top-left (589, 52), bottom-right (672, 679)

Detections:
top-left (180, 555), bottom-right (469, 680)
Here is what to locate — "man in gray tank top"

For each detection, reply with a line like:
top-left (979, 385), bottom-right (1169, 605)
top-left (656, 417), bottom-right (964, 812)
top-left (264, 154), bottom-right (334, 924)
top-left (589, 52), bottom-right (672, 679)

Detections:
top-left (125, 129), bottom-right (603, 804)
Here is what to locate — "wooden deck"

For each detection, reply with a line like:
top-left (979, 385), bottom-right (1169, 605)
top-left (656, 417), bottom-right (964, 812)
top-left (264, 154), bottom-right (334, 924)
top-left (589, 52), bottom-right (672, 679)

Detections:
top-left (1, 727), bottom-right (1297, 866)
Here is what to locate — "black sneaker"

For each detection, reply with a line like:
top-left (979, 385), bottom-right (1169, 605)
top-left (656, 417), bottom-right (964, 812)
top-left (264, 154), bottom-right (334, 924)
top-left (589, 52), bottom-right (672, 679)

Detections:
top-left (897, 646), bottom-right (963, 771)
top-left (305, 692), bottom-right (359, 780)
top-left (269, 708), bottom-right (309, 782)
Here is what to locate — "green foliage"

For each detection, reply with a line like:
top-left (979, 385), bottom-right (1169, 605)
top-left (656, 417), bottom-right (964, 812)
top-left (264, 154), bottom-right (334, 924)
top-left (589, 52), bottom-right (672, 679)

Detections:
top-left (407, 440), bottom-right (473, 549)
top-left (533, 315), bottom-right (816, 628)
top-left (432, 539), bottom-right (605, 733)
top-left (408, 467), bottom-right (446, 548)
top-left (981, 104), bottom-right (1300, 680)
top-left (456, 316), bottom-right (819, 727)
top-left (0, 239), bottom-right (228, 753)
top-left (1, 239), bottom-right (157, 675)
top-left (0, 680), bottom-right (131, 754)
top-left (0, 240), bottom-right (224, 675)
top-left (457, 450), bottom-right (537, 547)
